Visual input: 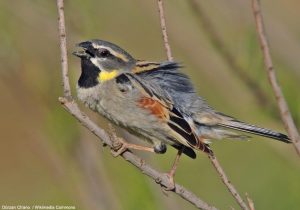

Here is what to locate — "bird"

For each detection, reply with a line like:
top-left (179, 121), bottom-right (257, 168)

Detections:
top-left (73, 39), bottom-right (291, 188)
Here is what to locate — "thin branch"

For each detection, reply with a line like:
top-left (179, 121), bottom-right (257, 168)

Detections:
top-left (208, 155), bottom-right (249, 210)
top-left (157, 1), bottom-right (250, 209)
top-left (56, 0), bottom-right (71, 99)
top-left (157, 0), bottom-right (173, 61)
top-left (188, 0), bottom-right (271, 110)
top-left (251, 0), bottom-right (300, 155)
top-left (56, 0), bottom-right (217, 209)
top-left (245, 193), bottom-right (255, 210)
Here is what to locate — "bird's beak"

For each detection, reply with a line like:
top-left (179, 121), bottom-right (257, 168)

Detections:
top-left (72, 41), bottom-right (92, 58)
top-left (72, 50), bottom-right (88, 58)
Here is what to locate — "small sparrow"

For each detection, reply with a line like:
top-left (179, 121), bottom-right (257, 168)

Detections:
top-left (73, 40), bottom-right (291, 187)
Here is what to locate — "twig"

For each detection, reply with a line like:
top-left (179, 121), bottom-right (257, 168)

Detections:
top-left (56, 0), bottom-right (217, 209)
top-left (188, 0), bottom-right (271, 109)
top-left (56, 0), bottom-right (71, 99)
top-left (251, 0), bottom-right (300, 155)
top-left (157, 0), bottom-right (173, 61)
top-left (245, 193), bottom-right (255, 210)
top-left (157, 1), bottom-right (250, 209)
top-left (208, 155), bottom-right (249, 210)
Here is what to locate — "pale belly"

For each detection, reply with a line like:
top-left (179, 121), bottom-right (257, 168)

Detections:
top-left (77, 83), bottom-right (174, 146)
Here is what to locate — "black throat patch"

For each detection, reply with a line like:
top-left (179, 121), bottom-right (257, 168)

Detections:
top-left (78, 58), bottom-right (100, 88)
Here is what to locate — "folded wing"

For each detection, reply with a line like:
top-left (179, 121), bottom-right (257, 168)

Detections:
top-left (119, 73), bottom-right (212, 154)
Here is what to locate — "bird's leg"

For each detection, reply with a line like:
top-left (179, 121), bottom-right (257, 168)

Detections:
top-left (111, 137), bottom-right (155, 157)
top-left (108, 124), bottom-right (154, 157)
top-left (164, 147), bottom-right (183, 191)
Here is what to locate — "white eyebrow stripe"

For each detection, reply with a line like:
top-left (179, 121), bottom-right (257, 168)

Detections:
top-left (91, 43), bottom-right (129, 62)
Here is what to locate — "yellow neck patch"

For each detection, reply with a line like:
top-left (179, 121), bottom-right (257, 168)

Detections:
top-left (98, 70), bottom-right (118, 82)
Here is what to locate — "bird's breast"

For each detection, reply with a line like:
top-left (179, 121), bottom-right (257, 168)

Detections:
top-left (76, 84), bottom-right (101, 111)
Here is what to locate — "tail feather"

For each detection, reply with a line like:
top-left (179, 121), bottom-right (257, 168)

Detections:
top-left (218, 120), bottom-right (291, 143)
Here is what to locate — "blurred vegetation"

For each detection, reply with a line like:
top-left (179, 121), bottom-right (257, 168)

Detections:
top-left (0, 0), bottom-right (299, 209)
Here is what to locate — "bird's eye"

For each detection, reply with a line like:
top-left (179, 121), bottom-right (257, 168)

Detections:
top-left (97, 49), bottom-right (110, 57)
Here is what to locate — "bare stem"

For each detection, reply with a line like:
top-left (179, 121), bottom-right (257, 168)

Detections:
top-left (246, 193), bottom-right (255, 210)
top-left (157, 0), bottom-right (173, 61)
top-left (188, 0), bottom-right (272, 110)
top-left (209, 155), bottom-right (249, 210)
top-left (157, 1), bottom-right (250, 209)
top-left (56, 0), bottom-right (71, 99)
top-left (56, 0), bottom-right (217, 209)
top-left (251, 0), bottom-right (300, 155)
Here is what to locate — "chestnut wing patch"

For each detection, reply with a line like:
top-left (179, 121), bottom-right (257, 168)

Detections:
top-left (138, 97), bottom-right (169, 120)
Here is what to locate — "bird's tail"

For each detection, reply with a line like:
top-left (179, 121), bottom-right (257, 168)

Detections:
top-left (218, 119), bottom-right (291, 143)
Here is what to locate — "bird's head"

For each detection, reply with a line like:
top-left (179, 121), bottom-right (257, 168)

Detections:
top-left (73, 40), bottom-right (136, 88)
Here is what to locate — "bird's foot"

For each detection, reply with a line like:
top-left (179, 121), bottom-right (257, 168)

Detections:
top-left (111, 137), bottom-right (129, 157)
top-left (108, 124), bottom-right (155, 157)
top-left (163, 172), bottom-right (176, 191)
top-left (160, 148), bottom-right (183, 191)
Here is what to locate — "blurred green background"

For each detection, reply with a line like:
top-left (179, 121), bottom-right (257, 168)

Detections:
top-left (0, 0), bottom-right (299, 209)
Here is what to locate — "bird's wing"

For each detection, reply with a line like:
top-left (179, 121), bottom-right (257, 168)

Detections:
top-left (133, 61), bottom-right (290, 144)
top-left (117, 73), bottom-right (212, 153)
top-left (133, 61), bottom-right (215, 116)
